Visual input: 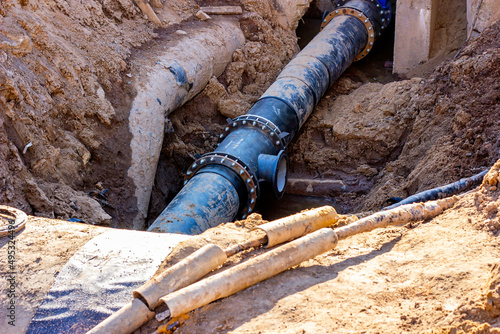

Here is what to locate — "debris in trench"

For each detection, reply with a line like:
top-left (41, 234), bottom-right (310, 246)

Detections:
top-left (134, 0), bottom-right (162, 25)
top-left (199, 6), bottom-right (243, 15)
top-left (88, 187), bottom-right (115, 210)
top-left (195, 10), bottom-right (211, 21)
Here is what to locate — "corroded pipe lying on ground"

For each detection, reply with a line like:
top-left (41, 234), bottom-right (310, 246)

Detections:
top-left (88, 206), bottom-right (338, 334)
top-left (148, 0), bottom-right (392, 234)
top-left (159, 196), bottom-right (458, 318)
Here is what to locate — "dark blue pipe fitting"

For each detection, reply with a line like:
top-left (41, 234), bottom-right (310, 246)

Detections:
top-left (148, 0), bottom-right (390, 234)
top-left (258, 150), bottom-right (288, 199)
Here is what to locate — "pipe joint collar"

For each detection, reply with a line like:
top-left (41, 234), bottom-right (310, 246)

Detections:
top-left (324, 0), bottom-right (391, 61)
top-left (257, 150), bottom-right (288, 199)
top-left (335, 0), bottom-right (391, 30)
top-left (185, 152), bottom-right (259, 218)
top-left (218, 115), bottom-right (287, 150)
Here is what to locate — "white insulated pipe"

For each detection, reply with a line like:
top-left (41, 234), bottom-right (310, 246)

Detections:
top-left (160, 228), bottom-right (338, 317)
top-left (256, 205), bottom-right (338, 247)
top-left (158, 197), bottom-right (459, 318)
top-left (128, 20), bottom-right (245, 229)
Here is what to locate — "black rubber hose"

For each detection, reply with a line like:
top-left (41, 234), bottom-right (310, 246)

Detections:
top-left (383, 170), bottom-right (488, 210)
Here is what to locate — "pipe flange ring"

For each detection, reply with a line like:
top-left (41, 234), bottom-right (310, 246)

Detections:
top-left (184, 153), bottom-right (259, 217)
top-left (218, 115), bottom-right (286, 150)
top-left (0, 205), bottom-right (28, 237)
top-left (334, 0), bottom-right (391, 29)
top-left (321, 7), bottom-right (376, 61)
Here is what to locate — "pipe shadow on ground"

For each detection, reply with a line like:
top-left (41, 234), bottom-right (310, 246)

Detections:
top-left (182, 233), bottom-right (402, 333)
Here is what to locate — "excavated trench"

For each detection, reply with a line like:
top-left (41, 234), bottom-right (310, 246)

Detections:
top-left (1, 0), bottom-right (497, 233)
top-left (147, 3), bottom-right (398, 225)
top-left (1, 1), bottom-right (500, 333)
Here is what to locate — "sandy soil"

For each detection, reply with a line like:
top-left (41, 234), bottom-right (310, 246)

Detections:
top-left (1, 0), bottom-right (500, 333)
top-left (130, 161), bottom-right (500, 334)
top-left (0, 0), bottom-right (162, 226)
top-left (0, 216), bottom-right (104, 331)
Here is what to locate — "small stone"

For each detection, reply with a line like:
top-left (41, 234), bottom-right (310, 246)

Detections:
top-left (175, 30), bottom-right (187, 35)
top-left (485, 202), bottom-right (498, 214)
top-left (126, 73), bottom-right (132, 78)
top-left (0, 51), bottom-right (7, 62)
top-left (357, 164), bottom-right (378, 177)
top-left (195, 10), bottom-right (211, 20)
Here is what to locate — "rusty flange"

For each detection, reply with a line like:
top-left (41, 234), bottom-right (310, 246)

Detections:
top-left (321, 7), bottom-right (376, 61)
top-left (335, 0), bottom-right (391, 28)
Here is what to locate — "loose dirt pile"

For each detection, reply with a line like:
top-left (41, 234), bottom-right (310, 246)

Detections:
top-left (288, 20), bottom-right (500, 214)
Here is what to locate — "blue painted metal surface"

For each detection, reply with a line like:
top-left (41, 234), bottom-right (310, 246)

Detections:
top-left (148, 0), bottom-right (391, 234)
top-left (150, 173), bottom-right (240, 234)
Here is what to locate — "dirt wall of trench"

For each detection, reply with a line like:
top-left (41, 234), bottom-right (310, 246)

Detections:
top-left (287, 20), bottom-right (500, 213)
top-left (0, 0), bottom-right (302, 228)
top-left (0, 0), bottom-right (159, 226)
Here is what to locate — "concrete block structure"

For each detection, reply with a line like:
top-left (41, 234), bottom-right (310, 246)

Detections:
top-left (393, 0), bottom-right (500, 75)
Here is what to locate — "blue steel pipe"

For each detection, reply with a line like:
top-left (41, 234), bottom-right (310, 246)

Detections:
top-left (148, 0), bottom-right (392, 234)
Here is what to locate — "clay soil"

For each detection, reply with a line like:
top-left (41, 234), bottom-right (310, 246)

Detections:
top-left (1, 0), bottom-right (500, 333)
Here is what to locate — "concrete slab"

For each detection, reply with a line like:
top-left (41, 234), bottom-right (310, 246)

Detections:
top-left (393, 0), bottom-right (436, 74)
top-left (467, 0), bottom-right (500, 37)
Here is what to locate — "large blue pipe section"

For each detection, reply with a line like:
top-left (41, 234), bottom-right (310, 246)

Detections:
top-left (148, 0), bottom-right (392, 234)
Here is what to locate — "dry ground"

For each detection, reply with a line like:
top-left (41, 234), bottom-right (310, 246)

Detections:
top-left (1, 0), bottom-right (500, 333)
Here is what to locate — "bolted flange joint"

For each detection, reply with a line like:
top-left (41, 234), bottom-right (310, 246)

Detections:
top-left (184, 152), bottom-right (259, 219)
top-left (324, 0), bottom-right (392, 61)
top-left (218, 115), bottom-right (287, 150)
